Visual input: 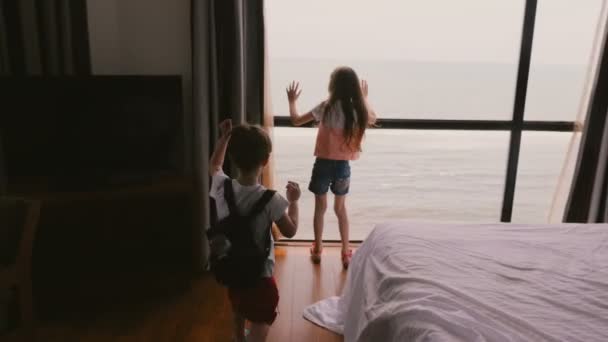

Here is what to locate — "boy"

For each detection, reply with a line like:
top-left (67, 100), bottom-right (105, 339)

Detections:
top-left (209, 119), bottom-right (300, 342)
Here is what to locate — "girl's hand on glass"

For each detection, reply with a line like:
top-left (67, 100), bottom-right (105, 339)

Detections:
top-left (286, 81), bottom-right (302, 103)
top-left (361, 80), bottom-right (369, 98)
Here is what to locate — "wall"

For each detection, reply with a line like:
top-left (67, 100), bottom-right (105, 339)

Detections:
top-left (86, 0), bottom-right (191, 76)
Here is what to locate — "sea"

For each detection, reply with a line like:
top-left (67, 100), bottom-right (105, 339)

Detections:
top-left (268, 58), bottom-right (585, 240)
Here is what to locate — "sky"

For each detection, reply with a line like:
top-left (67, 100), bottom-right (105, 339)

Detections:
top-left (267, 0), bottom-right (605, 65)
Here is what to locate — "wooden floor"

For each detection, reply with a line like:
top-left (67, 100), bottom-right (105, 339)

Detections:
top-left (268, 245), bottom-right (347, 342)
top-left (6, 245), bottom-right (349, 342)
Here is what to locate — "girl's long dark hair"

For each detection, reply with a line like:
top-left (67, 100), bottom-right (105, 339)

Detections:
top-left (324, 66), bottom-right (368, 150)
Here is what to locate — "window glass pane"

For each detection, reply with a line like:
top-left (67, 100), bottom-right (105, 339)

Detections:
top-left (267, 0), bottom-right (523, 120)
top-left (525, 0), bottom-right (604, 121)
top-left (513, 132), bottom-right (573, 222)
top-left (273, 128), bottom-right (509, 240)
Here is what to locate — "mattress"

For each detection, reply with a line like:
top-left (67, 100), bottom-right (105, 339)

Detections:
top-left (303, 222), bottom-right (608, 341)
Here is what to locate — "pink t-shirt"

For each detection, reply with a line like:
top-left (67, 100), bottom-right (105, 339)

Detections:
top-left (311, 101), bottom-right (362, 161)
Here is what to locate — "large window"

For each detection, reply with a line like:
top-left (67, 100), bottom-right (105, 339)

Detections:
top-left (267, 0), bottom-right (603, 240)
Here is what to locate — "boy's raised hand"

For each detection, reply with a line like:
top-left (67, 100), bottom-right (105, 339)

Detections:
top-left (361, 80), bottom-right (369, 98)
top-left (286, 81), bottom-right (302, 103)
top-left (219, 119), bottom-right (232, 140)
top-left (286, 181), bottom-right (301, 203)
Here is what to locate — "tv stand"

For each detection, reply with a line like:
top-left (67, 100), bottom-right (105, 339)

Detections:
top-left (11, 176), bottom-right (199, 315)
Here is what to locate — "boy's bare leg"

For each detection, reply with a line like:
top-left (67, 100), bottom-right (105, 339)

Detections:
top-left (234, 314), bottom-right (246, 342)
top-left (248, 323), bottom-right (270, 342)
top-left (313, 194), bottom-right (328, 252)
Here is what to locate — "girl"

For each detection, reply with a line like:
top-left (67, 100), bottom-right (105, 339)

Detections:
top-left (286, 66), bottom-right (377, 269)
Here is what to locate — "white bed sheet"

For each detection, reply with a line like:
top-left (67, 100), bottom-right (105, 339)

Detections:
top-left (304, 222), bottom-right (608, 342)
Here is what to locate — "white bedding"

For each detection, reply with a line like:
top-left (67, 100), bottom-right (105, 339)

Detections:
top-left (303, 222), bottom-right (608, 342)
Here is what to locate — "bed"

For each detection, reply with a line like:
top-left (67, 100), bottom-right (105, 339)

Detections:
top-left (303, 222), bottom-right (608, 342)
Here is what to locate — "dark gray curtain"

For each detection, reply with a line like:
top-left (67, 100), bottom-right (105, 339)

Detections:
top-left (0, 2), bottom-right (9, 74)
top-left (0, 0), bottom-right (91, 76)
top-left (0, 0), bottom-right (91, 196)
top-left (191, 0), bottom-right (266, 269)
top-left (565, 29), bottom-right (608, 223)
top-left (0, 137), bottom-right (5, 195)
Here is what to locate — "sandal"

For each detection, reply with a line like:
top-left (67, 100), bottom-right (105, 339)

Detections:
top-left (341, 250), bottom-right (353, 269)
top-left (310, 243), bottom-right (322, 264)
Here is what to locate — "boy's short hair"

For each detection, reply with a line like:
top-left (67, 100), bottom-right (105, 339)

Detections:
top-left (227, 124), bottom-right (272, 173)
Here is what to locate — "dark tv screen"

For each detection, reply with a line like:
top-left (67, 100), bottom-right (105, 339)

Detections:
top-left (0, 76), bottom-right (183, 191)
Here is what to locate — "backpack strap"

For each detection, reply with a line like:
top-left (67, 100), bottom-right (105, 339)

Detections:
top-left (248, 190), bottom-right (276, 218)
top-left (223, 178), bottom-right (238, 215)
top-left (206, 196), bottom-right (220, 238)
top-left (249, 190), bottom-right (276, 257)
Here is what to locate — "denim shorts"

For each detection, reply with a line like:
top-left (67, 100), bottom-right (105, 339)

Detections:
top-left (308, 158), bottom-right (351, 196)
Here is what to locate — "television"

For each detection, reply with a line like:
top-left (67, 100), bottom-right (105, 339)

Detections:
top-left (0, 76), bottom-right (183, 192)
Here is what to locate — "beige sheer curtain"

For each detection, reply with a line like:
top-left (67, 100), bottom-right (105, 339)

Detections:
top-left (260, 4), bottom-right (284, 240)
top-left (549, 1), bottom-right (608, 222)
top-left (261, 3), bottom-right (275, 192)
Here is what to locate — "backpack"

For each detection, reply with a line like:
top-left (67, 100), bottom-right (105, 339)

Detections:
top-left (207, 178), bottom-right (275, 289)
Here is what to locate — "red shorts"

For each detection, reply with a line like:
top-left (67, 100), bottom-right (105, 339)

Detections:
top-left (228, 277), bottom-right (279, 325)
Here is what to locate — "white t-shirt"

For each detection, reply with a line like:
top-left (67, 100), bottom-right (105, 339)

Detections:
top-left (209, 170), bottom-right (289, 277)
top-left (311, 101), bottom-right (348, 127)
